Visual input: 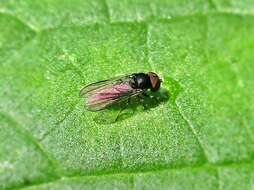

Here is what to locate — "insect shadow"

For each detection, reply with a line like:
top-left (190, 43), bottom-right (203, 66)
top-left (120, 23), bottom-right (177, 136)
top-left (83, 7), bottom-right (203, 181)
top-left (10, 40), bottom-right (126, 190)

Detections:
top-left (92, 88), bottom-right (169, 124)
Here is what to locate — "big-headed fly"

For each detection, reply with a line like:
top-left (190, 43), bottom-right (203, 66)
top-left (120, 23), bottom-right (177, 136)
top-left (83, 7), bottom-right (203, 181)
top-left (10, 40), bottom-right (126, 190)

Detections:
top-left (80, 72), bottom-right (162, 111)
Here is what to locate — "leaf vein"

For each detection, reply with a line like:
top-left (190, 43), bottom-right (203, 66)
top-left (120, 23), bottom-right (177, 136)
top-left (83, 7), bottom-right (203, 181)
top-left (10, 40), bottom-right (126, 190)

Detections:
top-left (38, 100), bottom-right (80, 142)
top-left (1, 11), bottom-right (253, 33)
top-left (175, 101), bottom-right (209, 162)
top-left (0, 11), bottom-right (39, 32)
top-left (0, 112), bottom-right (61, 175)
top-left (12, 160), bottom-right (254, 190)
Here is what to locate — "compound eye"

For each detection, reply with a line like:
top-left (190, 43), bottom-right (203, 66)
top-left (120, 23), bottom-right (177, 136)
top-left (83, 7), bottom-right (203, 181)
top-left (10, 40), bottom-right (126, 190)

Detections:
top-left (147, 72), bottom-right (161, 92)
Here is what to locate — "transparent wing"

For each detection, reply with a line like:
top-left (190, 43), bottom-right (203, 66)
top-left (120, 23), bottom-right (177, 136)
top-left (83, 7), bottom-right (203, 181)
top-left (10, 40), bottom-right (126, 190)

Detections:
top-left (84, 89), bottom-right (143, 111)
top-left (80, 80), bottom-right (112, 97)
top-left (80, 75), bottom-right (143, 111)
top-left (80, 75), bottom-right (128, 97)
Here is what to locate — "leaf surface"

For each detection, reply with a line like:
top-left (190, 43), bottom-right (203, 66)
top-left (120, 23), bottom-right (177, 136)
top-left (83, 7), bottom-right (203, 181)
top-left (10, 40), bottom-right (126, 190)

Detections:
top-left (0, 0), bottom-right (254, 189)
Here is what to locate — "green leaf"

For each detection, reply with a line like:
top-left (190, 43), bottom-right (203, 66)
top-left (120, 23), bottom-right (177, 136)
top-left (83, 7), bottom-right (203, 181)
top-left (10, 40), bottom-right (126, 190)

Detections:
top-left (0, 0), bottom-right (254, 189)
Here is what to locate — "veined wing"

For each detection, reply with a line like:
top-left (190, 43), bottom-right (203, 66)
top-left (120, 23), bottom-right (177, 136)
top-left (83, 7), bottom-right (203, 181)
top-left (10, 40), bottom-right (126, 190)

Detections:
top-left (80, 75), bottom-right (143, 111)
top-left (80, 75), bottom-right (130, 97)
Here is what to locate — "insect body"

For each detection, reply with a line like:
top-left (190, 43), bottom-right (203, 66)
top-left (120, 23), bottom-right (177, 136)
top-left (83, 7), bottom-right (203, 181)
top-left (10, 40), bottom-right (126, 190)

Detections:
top-left (80, 72), bottom-right (161, 111)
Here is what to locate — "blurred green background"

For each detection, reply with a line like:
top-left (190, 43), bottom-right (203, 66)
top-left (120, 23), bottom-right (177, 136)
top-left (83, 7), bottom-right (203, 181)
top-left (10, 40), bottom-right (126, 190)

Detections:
top-left (0, 0), bottom-right (254, 189)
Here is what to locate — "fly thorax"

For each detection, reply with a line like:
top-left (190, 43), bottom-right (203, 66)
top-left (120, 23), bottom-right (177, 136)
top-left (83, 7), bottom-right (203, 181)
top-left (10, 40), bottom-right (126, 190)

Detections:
top-left (132, 73), bottom-right (151, 89)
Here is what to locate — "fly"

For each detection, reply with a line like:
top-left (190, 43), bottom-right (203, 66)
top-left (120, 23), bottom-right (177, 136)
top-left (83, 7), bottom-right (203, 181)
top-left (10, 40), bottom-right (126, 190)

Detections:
top-left (80, 72), bottom-right (162, 112)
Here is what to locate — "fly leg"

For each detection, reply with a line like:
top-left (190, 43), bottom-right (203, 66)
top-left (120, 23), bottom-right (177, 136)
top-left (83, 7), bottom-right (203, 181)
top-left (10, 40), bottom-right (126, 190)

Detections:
top-left (115, 98), bottom-right (131, 122)
top-left (138, 92), bottom-right (150, 110)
